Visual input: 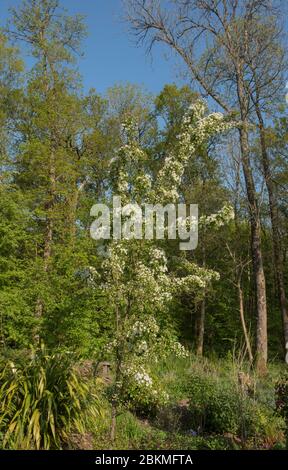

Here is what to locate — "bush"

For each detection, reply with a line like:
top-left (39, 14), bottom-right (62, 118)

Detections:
top-left (275, 371), bottom-right (288, 447)
top-left (187, 369), bottom-right (285, 448)
top-left (188, 373), bottom-right (240, 434)
top-left (106, 361), bottom-right (169, 419)
top-left (0, 345), bottom-right (101, 449)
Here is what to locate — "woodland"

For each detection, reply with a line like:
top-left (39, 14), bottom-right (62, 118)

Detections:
top-left (0, 0), bottom-right (287, 451)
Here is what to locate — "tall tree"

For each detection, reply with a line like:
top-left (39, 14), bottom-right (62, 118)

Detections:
top-left (124, 0), bottom-right (285, 373)
top-left (8, 0), bottom-right (86, 324)
top-left (243, 18), bottom-right (288, 357)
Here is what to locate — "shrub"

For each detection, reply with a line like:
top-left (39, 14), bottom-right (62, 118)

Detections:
top-left (107, 364), bottom-right (169, 418)
top-left (275, 371), bottom-right (288, 447)
top-left (243, 401), bottom-right (285, 448)
top-left (187, 369), bottom-right (285, 448)
top-left (188, 373), bottom-right (239, 434)
top-left (0, 345), bottom-right (101, 449)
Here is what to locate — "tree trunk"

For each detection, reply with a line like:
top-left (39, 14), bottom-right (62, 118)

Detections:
top-left (238, 124), bottom-right (267, 373)
top-left (35, 147), bottom-right (56, 320)
top-left (195, 296), bottom-right (205, 356)
top-left (110, 303), bottom-right (121, 442)
top-left (67, 179), bottom-right (87, 246)
top-left (255, 108), bottom-right (288, 357)
top-left (67, 189), bottom-right (78, 246)
top-left (195, 243), bottom-right (206, 356)
top-left (237, 280), bottom-right (253, 364)
top-left (110, 403), bottom-right (117, 442)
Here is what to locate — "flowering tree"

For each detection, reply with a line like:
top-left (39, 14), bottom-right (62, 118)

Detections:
top-left (92, 100), bottom-right (234, 440)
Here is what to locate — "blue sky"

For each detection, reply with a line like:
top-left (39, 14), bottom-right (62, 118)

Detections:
top-left (1, 0), bottom-right (181, 95)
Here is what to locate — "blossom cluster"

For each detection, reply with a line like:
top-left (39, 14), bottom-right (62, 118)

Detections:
top-left (148, 247), bottom-right (168, 274)
top-left (171, 341), bottom-right (190, 358)
top-left (172, 260), bottom-right (220, 293)
top-left (132, 262), bottom-right (172, 307)
top-left (128, 317), bottom-right (160, 340)
top-left (200, 204), bottom-right (235, 229)
top-left (110, 100), bottom-right (234, 207)
top-left (154, 100), bottom-right (234, 203)
top-left (125, 364), bottom-right (153, 388)
top-left (101, 242), bottom-right (128, 280)
top-left (121, 363), bottom-right (170, 407)
top-left (111, 118), bottom-right (150, 202)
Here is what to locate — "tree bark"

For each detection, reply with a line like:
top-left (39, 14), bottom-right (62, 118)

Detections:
top-left (35, 48), bottom-right (56, 322)
top-left (195, 296), bottom-right (205, 356)
top-left (110, 302), bottom-right (121, 442)
top-left (35, 146), bottom-right (56, 320)
top-left (110, 403), bottom-right (117, 442)
top-left (43, 146), bottom-right (56, 270)
top-left (238, 124), bottom-right (267, 373)
top-left (237, 280), bottom-right (253, 364)
top-left (195, 243), bottom-right (206, 356)
top-left (67, 179), bottom-right (87, 245)
top-left (255, 108), bottom-right (288, 357)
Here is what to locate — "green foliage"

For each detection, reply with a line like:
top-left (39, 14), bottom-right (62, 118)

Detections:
top-left (276, 371), bottom-right (288, 417)
top-left (0, 185), bottom-right (36, 348)
top-left (9, 0), bottom-right (87, 68)
top-left (275, 371), bottom-right (288, 446)
top-left (0, 0), bottom-right (287, 451)
top-left (187, 365), bottom-right (285, 447)
top-left (0, 345), bottom-right (101, 449)
top-left (110, 367), bottom-right (169, 418)
top-left (91, 355), bottom-right (286, 450)
top-left (188, 372), bottom-right (240, 434)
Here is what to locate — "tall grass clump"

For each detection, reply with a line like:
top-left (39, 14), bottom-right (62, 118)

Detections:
top-left (0, 345), bottom-right (101, 449)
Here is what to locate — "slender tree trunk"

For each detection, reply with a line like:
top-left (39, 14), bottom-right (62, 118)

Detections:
top-left (110, 403), bottom-right (117, 442)
top-left (35, 146), bottom-right (56, 320)
top-left (195, 296), bottom-right (205, 356)
top-left (67, 179), bottom-right (87, 245)
top-left (195, 244), bottom-right (206, 356)
top-left (110, 356), bottom-right (120, 442)
top-left (35, 53), bottom-right (57, 323)
top-left (238, 124), bottom-right (267, 373)
top-left (255, 108), bottom-right (288, 357)
top-left (67, 189), bottom-right (79, 245)
top-left (237, 280), bottom-right (253, 364)
top-left (110, 303), bottom-right (121, 442)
